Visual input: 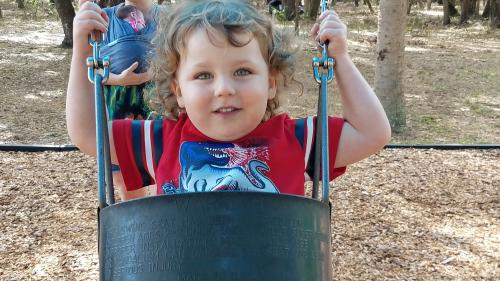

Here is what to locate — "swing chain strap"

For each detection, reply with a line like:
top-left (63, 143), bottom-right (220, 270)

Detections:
top-left (86, 33), bottom-right (110, 84)
top-left (312, 0), bottom-right (335, 84)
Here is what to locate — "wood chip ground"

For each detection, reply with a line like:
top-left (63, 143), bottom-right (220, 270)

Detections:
top-left (1, 149), bottom-right (498, 280)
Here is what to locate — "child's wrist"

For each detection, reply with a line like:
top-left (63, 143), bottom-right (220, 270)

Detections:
top-left (72, 40), bottom-right (92, 59)
top-left (331, 52), bottom-right (350, 64)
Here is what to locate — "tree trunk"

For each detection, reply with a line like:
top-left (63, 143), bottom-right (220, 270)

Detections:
top-left (306, 0), bottom-right (321, 19)
top-left (427, 0), bottom-right (432, 9)
top-left (449, 0), bottom-right (459, 15)
top-left (53, 0), bottom-right (75, 48)
top-left (473, 0), bottom-right (480, 15)
top-left (482, 0), bottom-right (490, 17)
top-left (469, 0), bottom-right (477, 15)
top-left (375, 0), bottom-right (408, 133)
top-left (283, 0), bottom-right (296, 20)
top-left (364, 0), bottom-right (375, 13)
top-left (460, 0), bottom-right (470, 23)
top-left (491, 0), bottom-right (500, 27)
top-left (443, 0), bottom-right (451, 24)
top-left (294, 0), bottom-right (301, 34)
top-left (16, 0), bottom-right (25, 9)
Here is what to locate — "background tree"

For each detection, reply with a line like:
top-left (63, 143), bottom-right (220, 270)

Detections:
top-left (365, 0), bottom-right (375, 13)
top-left (16, 0), bottom-right (25, 9)
top-left (375, 0), bottom-right (408, 132)
top-left (449, 0), bottom-right (460, 15)
top-left (443, 0), bottom-right (451, 24)
top-left (53, 0), bottom-right (75, 47)
top-left (283, 0), bottom-right (296, 20)
top-left (482, 0), bottom-right (491, 17)
top-left (490, 0), bottom-right (500, 27)
top-left (460, 0), bottom-right (470, 23)
top-left (305, 0), bottom-right (321, 19)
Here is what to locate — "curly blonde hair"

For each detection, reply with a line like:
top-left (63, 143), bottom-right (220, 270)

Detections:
top-left (147, 0), bottom-right (297, 121)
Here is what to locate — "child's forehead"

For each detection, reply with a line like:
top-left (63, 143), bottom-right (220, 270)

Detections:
top-left (179, 27), bottom-right (266, 57)
top-left (176, 29), bottom-right (269, 69)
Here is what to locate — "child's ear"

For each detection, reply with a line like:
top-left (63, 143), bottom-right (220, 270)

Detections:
top-left (170, 80), bottom-right (185, 108)
top-left (268, 73), bottom-right (277, 99)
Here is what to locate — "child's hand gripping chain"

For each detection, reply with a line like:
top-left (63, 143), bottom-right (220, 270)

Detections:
top-left (310, 9), bottom-right (391, 168)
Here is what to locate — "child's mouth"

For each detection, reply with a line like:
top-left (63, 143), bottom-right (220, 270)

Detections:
top-left (214, 107), bottom-right (239, 114)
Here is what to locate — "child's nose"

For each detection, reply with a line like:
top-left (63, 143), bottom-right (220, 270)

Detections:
top-left (214, 77), bottom-right (236, 97)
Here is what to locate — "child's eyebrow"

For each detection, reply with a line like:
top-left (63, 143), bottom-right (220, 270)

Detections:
top-left (189, 59), bottom-right (258, 69)
top-left (232, 59), bottom-right (258, 66)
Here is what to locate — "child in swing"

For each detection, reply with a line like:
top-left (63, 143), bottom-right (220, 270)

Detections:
top-left (67, 0), bottom-right (391, 196)
top-left (73, 0), bottom-right (160, 200)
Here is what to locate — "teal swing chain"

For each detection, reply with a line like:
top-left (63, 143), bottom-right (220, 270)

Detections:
top-left (311, 0), bottom-right (335, 203)
top-left (87, 28), bottom-right (115, 208)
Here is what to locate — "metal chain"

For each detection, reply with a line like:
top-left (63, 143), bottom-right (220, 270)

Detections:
top-left (312, 0), bottom-right (335, 84)
top-left (86, 33), bottom-right (110, 84)
top-left (86, 17), bottom-right (114, 207)
top-left (312, 0), bottom-right (335, 203)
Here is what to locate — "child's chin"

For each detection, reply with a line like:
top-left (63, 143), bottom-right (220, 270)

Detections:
top-left (208, 130), bottom-right (249, 142)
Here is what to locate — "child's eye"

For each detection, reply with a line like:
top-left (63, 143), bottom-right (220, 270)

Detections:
top-left (195, 72), bottom-right (213, 80)
top-left (234, 68), bottom-right (251, 77)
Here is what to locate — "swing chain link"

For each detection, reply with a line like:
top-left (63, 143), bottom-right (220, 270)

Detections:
top-left (312, 0), bottom-right (335, 84)
top-left (87, 32), bottom-right (110, 84)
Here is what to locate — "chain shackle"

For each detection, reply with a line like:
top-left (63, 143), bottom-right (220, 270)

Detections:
top-left (87, 33), bottom-right (110, 84)
top-left (312, 56), bottom-right (335, 84)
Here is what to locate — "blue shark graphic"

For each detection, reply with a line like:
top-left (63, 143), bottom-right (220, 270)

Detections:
top-left (162, 142), bottom-right (278, 194)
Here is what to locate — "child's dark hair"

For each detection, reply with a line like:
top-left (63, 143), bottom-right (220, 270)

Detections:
top-left (147, 0), bottom-right (297, 121)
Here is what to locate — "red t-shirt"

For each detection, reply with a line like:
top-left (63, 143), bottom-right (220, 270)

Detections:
top-left (112, 113), bottom-right (346, 196)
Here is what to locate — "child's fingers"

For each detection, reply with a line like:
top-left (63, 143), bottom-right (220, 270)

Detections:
top-left (77, 16), bottom-right (108, 33)
top-left (309, 22), bottom-right (319, 38)
top-left (316, 15), bottom-right (346, 42)
top-left (317, 10), bottom-right (339, 22)
top-left (78, 1), bottom-right (108, 24)
top-left (122, 62), bottom-right (139, 76)
top-left (80, 9), bottom-right (108, 25)
top-left (78, 0), bottom-right (99, 8)
top-left (317, 27), bottom-right (345, 45)
top-left (311, 11), bottom-right (344, 39)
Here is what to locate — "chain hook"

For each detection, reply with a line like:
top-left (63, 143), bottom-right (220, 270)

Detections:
top-left (312, 0), bottom-right (335, 84)
top-left (86, 0), bottom-right (110, 85)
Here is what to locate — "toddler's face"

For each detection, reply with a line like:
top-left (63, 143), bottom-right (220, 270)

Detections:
top-left (173, 28), bottom-right (276, 141)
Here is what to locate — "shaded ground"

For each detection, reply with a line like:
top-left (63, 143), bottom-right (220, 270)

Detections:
top-left (0, 1), bottom-right (499, 280)
top-left (1, 149), bottom-right (498, 280)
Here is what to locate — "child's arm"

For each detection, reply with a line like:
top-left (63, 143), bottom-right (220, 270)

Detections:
top-left (66, 0), bottom-right (118, 163)
top-left (104, 62), bottom-right (152, 86)
top-left (311, 10), bottom-right (391, 168)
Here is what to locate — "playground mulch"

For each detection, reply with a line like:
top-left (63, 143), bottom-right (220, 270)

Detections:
top-left (1, 149), bottom-right (498, 280)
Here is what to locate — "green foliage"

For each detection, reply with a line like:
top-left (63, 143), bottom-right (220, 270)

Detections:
top-left (271, 6), bottom-right (287, 23)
